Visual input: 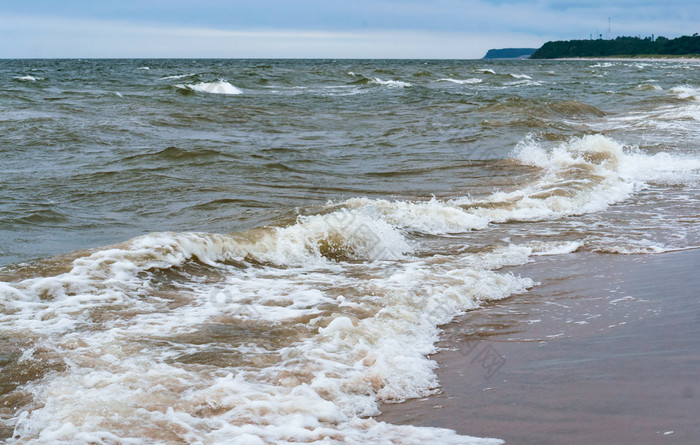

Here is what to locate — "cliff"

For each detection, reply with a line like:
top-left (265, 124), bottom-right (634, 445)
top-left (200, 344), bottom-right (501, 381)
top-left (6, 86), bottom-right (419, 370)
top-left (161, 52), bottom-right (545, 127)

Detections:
top-left (482, 48), bottom-right (537, 59)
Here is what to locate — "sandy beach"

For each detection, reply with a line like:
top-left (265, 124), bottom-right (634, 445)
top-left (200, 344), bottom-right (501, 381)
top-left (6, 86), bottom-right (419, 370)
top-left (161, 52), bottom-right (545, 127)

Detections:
top-left (378, 249), bottom-right (700, 444)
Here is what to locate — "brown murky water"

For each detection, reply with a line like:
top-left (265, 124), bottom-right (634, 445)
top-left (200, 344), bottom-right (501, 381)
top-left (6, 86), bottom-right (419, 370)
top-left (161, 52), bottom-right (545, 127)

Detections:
top-left (1, 59), bottom-right (699, 443)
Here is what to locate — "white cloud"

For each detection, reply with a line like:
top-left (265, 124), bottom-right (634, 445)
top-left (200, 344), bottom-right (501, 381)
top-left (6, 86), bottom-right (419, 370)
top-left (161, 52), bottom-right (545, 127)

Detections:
top-left (1, 1), bottom-right (697, 59)
top-left (0, 13), bottom-right (546, 58)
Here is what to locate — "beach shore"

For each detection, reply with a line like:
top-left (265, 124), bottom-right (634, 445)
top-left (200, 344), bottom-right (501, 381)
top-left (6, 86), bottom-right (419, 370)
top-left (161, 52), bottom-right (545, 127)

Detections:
top-left (378, 249), bottom-right (700, 444)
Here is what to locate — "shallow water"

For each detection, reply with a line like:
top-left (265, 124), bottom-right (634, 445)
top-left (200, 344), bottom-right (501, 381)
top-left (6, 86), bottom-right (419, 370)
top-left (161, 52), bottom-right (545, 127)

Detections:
top-left (1, 59), bottom-right (699, 443)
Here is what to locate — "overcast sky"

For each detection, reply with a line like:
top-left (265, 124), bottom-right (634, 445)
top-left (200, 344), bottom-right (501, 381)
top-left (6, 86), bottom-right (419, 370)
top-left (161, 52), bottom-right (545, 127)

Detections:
top-left (1, 1), bottom-right (698, 59)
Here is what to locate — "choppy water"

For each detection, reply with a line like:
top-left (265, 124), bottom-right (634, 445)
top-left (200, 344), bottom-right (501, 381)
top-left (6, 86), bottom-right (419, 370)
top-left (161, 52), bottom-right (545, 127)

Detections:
top-left (1, 59), bottom-right (699, 444)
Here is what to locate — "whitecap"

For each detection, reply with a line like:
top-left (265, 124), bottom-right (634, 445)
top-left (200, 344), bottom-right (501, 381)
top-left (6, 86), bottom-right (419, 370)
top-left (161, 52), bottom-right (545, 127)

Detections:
top-left (342, 136), bottom-right (651, 234)
top-left (636, 83), bottom-right (661, 91)
top-left (13, 75), bottom-right (43, 82)
top-left (670, 85), bottom-right (699, 100)
top-left (160, 73), bottom-right (197, 80)
top-left (344, 197), bottom-right (490, 234)
top-left (455, 134), bottom-right (699, 225)
top-left (590, 62), bottom-right (615, 68)
top-left (342, 134), bottom-right (699, 235)
top-left (370, 77), bottom-right (412, 88)
top-left (529, 240), bottom-right (583, 256)
top-left (179, 79), bottom-right (242, 95)
top-left (437, 78), bottom-right (482, 85)
top-left (504, 79), bottom-right (542, 87)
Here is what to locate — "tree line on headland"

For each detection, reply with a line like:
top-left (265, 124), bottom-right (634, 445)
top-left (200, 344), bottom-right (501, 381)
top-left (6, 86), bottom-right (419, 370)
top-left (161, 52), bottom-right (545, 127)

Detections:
top-left (530, 34), bottom-right (700, 59)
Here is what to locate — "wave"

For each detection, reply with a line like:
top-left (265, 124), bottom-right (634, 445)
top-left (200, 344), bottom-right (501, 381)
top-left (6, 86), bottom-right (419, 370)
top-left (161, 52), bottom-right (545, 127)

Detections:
top-left (347, 76), bottom-right (412, 88)
top-left (437, 78), bottom-right (482, 85)
top-left (529, 240), bottom-right (583, 256)
top-left (1, 207), bottom-right (520, 442)
top-left (592, 238), bottom-right (669, 254)
top-left (13, 75), bottom-right (43, 82)
top-left (370, 77), bottom-right (412, 88)
top-left (175, 80), bottom-right (242, 95)
top-left (121, 146), bottom-right (239, 163)
top-left (347, 77), bottom-right (370, 86)
top-left (508, 73), bottom-right (532, 79)
top-left (504, 79), bottom-right (542, 87)
top-left (636, 83), bottom-right (662, 91)
top-left (0, 207), bottom-right (411, 313)
top-left (670, 85), bottom-right (699, 100)
top-left (4, 126), bottom-right (698, 444)
top-left (345, 135), bottom-right (700, 234)
top-left (344, 196), bottom-right (490, 234)
top-left (547, 100), bottom-right (607, 117)
top-left (5, 132), bottom-right (697, 443)
top-left (1, 208), bottom-right (69, 226)
top-left (160, 73), bottom-right (198, 80)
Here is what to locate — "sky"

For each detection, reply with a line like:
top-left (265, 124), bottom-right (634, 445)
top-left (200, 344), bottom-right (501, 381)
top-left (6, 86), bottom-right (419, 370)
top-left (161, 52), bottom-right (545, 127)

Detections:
top-left (1, 1), bottom-right (698, 59)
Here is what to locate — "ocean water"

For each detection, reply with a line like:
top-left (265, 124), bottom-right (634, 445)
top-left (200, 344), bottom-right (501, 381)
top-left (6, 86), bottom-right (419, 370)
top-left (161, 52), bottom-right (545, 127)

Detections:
top-left (1, 59), bottom-right (699, 444)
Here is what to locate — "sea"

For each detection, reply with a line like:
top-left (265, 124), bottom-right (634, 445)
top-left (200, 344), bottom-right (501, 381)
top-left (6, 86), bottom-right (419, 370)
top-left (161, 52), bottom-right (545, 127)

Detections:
top-left (1, 59), bottom-right (699, 444)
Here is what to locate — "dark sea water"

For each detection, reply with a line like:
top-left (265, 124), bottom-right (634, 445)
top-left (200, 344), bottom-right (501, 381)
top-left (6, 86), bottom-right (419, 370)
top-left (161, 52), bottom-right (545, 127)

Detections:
top-left (1, 59), bottom-right (699, 443)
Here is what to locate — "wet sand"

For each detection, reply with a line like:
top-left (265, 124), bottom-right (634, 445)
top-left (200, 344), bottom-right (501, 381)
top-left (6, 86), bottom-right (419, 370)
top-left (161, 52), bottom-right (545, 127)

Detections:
top-left (378, 249), bottom-right (700, 444)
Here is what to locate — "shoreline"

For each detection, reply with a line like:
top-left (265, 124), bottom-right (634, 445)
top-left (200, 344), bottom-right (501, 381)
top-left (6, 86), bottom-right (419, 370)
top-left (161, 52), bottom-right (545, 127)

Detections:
top-left (377, 249), bottom-right (700, 444)
top-left (551, 56), bottom-right (700, 62)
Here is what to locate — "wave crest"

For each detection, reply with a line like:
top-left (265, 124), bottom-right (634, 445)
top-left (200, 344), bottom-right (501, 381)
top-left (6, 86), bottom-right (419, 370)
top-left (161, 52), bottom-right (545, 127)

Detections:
top-left (176, 80), bottom-right (242, 95)
top-left (340, 135), bottom-right (699, 236)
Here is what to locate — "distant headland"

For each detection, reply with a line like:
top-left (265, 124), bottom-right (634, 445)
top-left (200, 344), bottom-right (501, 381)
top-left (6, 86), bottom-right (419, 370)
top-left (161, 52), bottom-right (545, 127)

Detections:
top-left (530, 34), bottom-right (700, 59)
top-left (482, 48), bottom-right (537, 59)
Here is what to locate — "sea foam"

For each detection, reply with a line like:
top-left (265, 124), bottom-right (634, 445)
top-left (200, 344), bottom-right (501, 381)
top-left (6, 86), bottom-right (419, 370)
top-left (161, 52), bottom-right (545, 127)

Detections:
top-left (343, 135), bottom-right (699, 235)
top-left (437, 78), bottom-right (483, 85)
top-left (178, 80), bottom-right (242, 95)
top-left (2, 207), bottom-right (524, 444)
top-left (6, 133), bottom-right (695, 443)
top-left (13, 75), bottom-right (43, 82)
top-left (670, 85), bottom-right (700, 100)
top-left (370, 78), bottom-right (412, 88)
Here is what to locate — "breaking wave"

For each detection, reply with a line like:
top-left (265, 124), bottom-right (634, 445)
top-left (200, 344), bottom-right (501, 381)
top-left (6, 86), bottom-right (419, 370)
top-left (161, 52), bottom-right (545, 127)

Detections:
top-left (346, 135), bottom-right (700, 235)
top-left (176, 80), bottom-right (242, 95)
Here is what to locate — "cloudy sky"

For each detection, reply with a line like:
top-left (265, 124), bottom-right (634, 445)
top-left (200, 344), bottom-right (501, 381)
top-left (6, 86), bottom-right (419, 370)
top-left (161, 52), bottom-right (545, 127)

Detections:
top-left (1, 1), bottom-right (698, 59)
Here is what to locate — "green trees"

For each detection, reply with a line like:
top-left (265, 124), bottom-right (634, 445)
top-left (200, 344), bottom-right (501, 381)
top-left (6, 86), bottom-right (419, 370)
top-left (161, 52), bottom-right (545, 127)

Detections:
top-left (530, 34), bottom-right (700, 58)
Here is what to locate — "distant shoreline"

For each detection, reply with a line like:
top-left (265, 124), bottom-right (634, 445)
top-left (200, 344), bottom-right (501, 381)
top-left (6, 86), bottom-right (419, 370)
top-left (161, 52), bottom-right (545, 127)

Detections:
top-left (554, 56), bottom-right (700, 62)
top-left (530, 34), bottom-right (700, 60)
